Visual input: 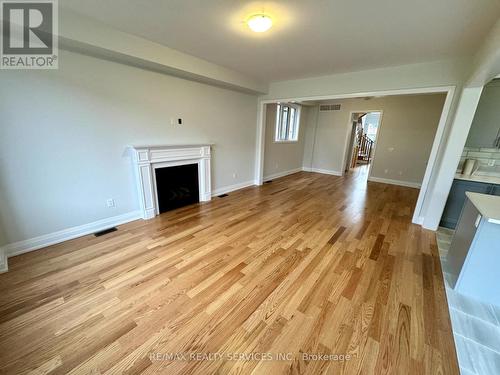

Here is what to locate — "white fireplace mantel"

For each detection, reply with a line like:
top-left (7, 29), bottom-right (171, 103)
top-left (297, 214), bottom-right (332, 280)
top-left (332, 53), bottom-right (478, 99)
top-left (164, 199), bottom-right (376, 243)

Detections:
top-left (130, 144), bottom-right (212, 219)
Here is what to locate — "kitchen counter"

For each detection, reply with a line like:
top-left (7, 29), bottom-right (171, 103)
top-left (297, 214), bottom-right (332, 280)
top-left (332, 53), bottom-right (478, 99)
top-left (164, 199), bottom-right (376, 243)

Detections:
top-left (466, 192), bottom-right (500, 223)
top-left (440, 177), bottom-right (500, 229)
top-left (447, 193), bottom-right (500, 305)
top-left (455, 172), bottom-right (500, 185)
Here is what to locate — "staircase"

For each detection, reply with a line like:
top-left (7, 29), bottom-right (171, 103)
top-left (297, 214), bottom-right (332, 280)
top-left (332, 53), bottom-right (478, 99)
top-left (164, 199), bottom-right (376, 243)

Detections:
top-left (355, 130), bottom-right (374, 164)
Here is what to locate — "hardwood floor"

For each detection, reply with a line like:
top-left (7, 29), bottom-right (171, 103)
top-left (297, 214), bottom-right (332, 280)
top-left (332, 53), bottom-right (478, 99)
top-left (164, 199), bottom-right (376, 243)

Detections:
top-left (0, 168), bottom-right (459, 374)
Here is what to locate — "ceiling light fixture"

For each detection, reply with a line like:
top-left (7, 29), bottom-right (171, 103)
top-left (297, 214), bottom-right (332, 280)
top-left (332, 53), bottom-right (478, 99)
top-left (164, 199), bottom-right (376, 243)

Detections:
top-left (247, 14), bottom-right (273, 33)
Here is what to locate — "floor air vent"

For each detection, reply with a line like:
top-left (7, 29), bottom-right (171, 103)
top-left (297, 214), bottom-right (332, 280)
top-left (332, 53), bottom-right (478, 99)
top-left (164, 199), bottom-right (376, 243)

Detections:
top-left (94, 227), bottom-right (117, 237)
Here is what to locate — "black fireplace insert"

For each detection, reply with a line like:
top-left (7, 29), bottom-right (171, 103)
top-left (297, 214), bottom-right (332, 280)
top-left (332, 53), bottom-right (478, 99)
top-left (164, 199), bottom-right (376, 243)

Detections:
top-left (155, 164), bottom-right (199, 213)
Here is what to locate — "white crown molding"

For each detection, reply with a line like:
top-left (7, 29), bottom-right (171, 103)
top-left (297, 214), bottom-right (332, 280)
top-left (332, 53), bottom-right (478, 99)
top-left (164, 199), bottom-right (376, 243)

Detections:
top-left (368, 176), bottom-right (421, 189)
top-left (1, 210), bottom-right (142, 260)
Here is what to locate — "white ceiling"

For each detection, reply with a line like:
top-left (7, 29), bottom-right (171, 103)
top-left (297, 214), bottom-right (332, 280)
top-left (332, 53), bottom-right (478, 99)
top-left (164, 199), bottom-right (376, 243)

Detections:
top-left (61, 0), bottom-right (500, 83)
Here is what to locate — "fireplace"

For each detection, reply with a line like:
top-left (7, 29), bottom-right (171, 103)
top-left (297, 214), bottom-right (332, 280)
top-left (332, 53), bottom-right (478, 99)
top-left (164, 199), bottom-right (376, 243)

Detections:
top-left (130, 144), bottom-right (212, 219)
top-left (155, 163), bottom-right (199, 213)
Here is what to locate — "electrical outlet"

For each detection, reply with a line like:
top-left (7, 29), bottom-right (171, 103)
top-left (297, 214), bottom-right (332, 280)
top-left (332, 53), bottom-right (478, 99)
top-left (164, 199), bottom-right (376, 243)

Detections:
top-left (232, 172), bottom-right (237, 179)
top-left (488, 159), bottom-right (495, 167)
top-left (106, 198), bottom-right (115, 208)
top-left (384, 169), bottom-right (389, 174)
top-left (170, 118), bottom-right (175, 126)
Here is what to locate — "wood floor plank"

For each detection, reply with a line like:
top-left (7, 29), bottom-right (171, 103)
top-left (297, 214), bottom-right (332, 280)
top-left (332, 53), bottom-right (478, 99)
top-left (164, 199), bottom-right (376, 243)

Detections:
top-left (0, 167), bottom-right (459, 374)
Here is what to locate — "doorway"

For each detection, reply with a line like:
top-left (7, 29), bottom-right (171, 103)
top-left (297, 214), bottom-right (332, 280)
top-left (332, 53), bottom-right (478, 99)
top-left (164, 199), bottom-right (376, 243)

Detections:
top-left (345, 111), bottom-right (381, 175)
top-left (256, 87), bottom-right (455, 226)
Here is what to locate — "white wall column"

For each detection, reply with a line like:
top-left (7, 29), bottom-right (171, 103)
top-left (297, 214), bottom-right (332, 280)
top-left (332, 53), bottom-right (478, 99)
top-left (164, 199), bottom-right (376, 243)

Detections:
top-left (421, 87), bottom-right (483, 230)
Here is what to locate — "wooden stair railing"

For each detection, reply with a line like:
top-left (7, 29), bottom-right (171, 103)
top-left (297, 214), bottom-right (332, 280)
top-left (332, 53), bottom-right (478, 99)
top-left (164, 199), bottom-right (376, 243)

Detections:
top-left (357, 132), bottom-right (374, 163)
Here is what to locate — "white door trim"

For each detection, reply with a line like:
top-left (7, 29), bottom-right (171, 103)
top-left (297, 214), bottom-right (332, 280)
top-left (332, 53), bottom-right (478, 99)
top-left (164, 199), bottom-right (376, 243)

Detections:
top-left (412, 88), bottom-right (455, 224)
top-left (341, 110), bottom-right (383, 179)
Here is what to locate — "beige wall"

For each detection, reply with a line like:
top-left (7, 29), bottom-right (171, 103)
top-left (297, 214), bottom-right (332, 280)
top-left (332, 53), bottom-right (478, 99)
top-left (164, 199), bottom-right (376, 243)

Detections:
top-left (0, 226), bottom-right (6, 247)
top-left (369, 94), bottom-right (446, 184)
top-left (263, 104), bottom-right (309, 179)
top-left (302, 107), bottom-right (319, 169)
top-left (0, 50), bottom-right (258, 244)
top-left (305, 93), bottom-right (446, 185)
top-left (310, 105), bottom-right (351, 174)
top-left (262, 59), bottom-right (468, 100)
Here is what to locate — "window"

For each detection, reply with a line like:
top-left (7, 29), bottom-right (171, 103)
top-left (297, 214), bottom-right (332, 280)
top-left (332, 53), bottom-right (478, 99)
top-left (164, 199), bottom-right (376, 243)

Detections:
top-left (275, 103), bottom-right (300, 142)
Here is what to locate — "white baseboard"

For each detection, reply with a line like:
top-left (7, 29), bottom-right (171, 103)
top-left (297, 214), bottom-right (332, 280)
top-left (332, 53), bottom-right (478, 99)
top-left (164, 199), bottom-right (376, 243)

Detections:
top-left (263, 168), bottom-right (303, 182)
top-left (302, 167), bottom-right (343, 176)
top-left (368, 176), bottom-right (421, 189)
top-left (211, 180), bottom-right (256, 197)
top-left (412, 216), bottom-right (424, 225)
top-left (1, 210), bottom-right (142, 260)
top-left (2, 171), bottom-right (325, 270)
top-left (0, 249), bottom-right (7, 274)
top-left (0, 178), bottom-right (263, 270)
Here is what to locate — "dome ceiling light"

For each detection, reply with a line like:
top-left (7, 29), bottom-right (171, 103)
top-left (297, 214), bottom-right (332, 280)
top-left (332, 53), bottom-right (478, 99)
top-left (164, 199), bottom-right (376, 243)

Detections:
top-left (247, 14), bottom-right (273, 33)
